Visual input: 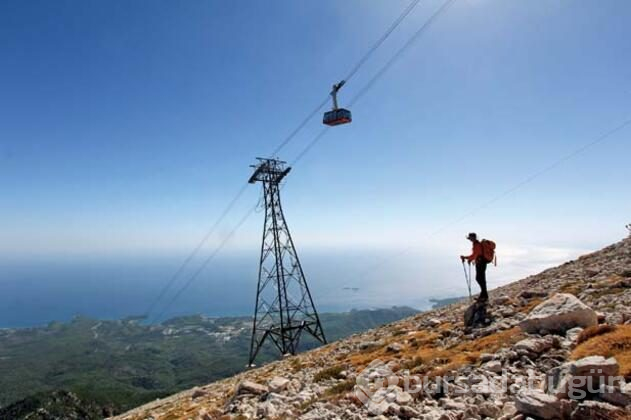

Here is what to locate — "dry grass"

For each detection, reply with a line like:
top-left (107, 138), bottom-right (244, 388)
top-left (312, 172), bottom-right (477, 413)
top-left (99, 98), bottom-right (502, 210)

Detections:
top-left (572, 325), bottom-right (631, 378)
top-left (558, 283), bottom-right (581, 296)
top-left (324, 379), bottom-right (355, 397)
top-left (576, 324), bottom-right (617, 345)
top-left (314, 365), bottom-right (346, 382)
top-left (345, 327), bottom-right (524, 378)
top-left (519, 298), bottom-right (544, 314)
top-left (289, 357), bottom-right (303, 372)
top-left (588, 286), bottom-right (627, 300)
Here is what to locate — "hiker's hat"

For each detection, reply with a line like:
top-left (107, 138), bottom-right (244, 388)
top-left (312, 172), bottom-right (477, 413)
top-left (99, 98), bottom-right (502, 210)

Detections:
top-left (466, 232), bottom-right (477, 240)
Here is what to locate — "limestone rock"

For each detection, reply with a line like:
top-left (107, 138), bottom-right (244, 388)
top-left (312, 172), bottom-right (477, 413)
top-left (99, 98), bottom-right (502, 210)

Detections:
top-left (237, 380), bottom-right (268, 395)
top-left (478, 401), bottom-right (502, 417)
top-left (565, 327), bottom-right (584, 343)
top-left (359, 339), bottom-right (384, 350)
top-left (268, 376), bottom-right (290, 393)
top-left (570, 400), bottom-right (628, 420)
top-left (519, 293), bottom-right (598, 334)
top-left (386, 342), bottom-right (403, 353)
top-left (398, 405), bottom-right (421, 419)
top-left (570, 355), bottom-right (619, 377)
top-left (599, 383), bottom-right (631, 407)
top-left (482, 360), bottom-right (503, 374)
top-left (515, 389), bottom-right (562, 419)
top-left (546, 356), bottom-right (619, 399)
top-left (513, 336), bottom-right (555, 355)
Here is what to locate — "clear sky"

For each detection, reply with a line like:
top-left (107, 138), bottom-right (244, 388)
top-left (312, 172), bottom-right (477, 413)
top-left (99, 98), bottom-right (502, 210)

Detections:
top-left (1, 1), bottom-right (630, 319)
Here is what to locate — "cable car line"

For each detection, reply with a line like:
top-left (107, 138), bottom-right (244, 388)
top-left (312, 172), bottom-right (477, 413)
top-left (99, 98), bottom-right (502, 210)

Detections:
top-left (148, 0), bottom-right (458, 320)
top-left (271, 0), bottom-right (424, 155)
top-left (352, 115), bottom-right (631, 281)
top-left (342, 0), bottom-right (423, 84)
top-left (146, 0), bottom-right (437, 320)
top-left (293, 0), bottom-right (456, 164)
top-left (347, 0), bottom-right (456, 108)
top-left (268, 95), bottom-right (330, 157)
top-left (144, 182), bottom-right (250, 319)
top-left (150, 203), bottom-right (258, 324)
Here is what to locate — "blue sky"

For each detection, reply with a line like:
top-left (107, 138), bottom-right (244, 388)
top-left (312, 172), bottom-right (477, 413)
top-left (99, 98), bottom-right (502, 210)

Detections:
top-left (1, 1), bottom-right (630, 318)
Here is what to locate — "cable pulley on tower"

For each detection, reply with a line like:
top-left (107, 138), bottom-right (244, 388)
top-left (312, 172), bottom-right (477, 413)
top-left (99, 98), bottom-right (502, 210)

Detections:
top-left (323, 80), bottom-right (352, 126)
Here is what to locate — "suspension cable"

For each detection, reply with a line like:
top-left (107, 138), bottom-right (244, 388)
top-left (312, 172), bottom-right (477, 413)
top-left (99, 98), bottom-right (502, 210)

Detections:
top-left (144, 182), bottom-right (249, 319)
top-left (343, 0), bottom-right (423, 83)
top-left (271, 0), bottom-right (426, 157)
top-left (292, 0), bottom-right (457, 165)
top-left (354, 115), bottom-right (631, 280)
top-left (147, 0), bottom-right (432, 320)
top-left (150, 203), bottom-right (258, 323)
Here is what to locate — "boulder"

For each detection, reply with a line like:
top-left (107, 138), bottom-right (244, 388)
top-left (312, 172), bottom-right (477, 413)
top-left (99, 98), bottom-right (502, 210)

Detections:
top-left (570, 400), bottom-right (628, 420)
top-left (394, 389), bottom-right (413, 406)
top-left (546, 356), bottom-right (619, 399)
top-left (515, 389), bottom-right (563, 419)
top-left (478, 401), bottom-right (502, 417)
top-left (599, 383), bottom-right (631, 407)
top-left (519, 293), bottom-right (598, 334)
top-left (565, 327), bottom-right (584, 343)
top-left (268, 376), bottom-right (290, 393)
top-left (513, 336), bottom-right (555, 355)
top-left (570, 355), bottom-right (619, 377)
top-left (482, 360), bottom-right (503, 374)
top-left (237, 380), bottom-right (269, 395)
top-left (464, 301), bottom-right (491, 329)
top-left (479, 353), bottom-right (495, 363)
top-left (499, 401), bottom-right (517, 419)
top-left (190, 388), bottom-right (207, 399)
top-left (398, 405), bottom-right (421, 419)
top-left (386, 342), bottom-right (403, 353)
top-left (256, 401), bottom-right (277, 418)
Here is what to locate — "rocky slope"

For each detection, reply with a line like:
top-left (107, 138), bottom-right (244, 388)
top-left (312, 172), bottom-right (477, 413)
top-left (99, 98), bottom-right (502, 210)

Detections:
top-left (112, 237), bottom-right (631, 420)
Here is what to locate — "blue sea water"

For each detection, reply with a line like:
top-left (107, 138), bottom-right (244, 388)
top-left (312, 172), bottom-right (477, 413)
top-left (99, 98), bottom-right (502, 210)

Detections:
top-left (0, 250), bottom-right (438, 328)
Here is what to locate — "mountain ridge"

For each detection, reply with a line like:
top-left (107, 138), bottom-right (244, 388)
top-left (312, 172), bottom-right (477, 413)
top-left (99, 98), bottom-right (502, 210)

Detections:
top-left (112, 236), bottom-right (631, 419)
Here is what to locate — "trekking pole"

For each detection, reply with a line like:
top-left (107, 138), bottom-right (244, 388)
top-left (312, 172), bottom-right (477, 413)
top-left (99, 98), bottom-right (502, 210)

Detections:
top-left (462, 260), bottom-right (472, 301)
top-left (468, 263), bottom-right (473, 300)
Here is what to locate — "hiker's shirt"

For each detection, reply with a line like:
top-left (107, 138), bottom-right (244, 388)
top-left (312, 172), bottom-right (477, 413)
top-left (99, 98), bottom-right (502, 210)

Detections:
top-left (466, 242), bottom-right (484, 264)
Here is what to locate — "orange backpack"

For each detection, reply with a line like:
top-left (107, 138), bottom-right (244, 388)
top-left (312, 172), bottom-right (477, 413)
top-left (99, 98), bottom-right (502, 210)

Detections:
top-left (481, 239), bottom-right (497, 265)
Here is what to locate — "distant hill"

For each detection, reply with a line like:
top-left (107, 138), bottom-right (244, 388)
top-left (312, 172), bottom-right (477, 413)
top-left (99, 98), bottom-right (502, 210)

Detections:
top-left (429, 296), bottom-right (467, 309)
top-left (0, 306), bottom-right (417, 416)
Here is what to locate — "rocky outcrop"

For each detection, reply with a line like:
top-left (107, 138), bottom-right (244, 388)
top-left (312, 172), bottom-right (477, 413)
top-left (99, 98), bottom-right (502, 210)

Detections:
top-left (519, 293), bottom-right (598, 334)
top-left (546, 355), bottom-right (619, 399)
top-left (111, 236), bottom-right (631, 420)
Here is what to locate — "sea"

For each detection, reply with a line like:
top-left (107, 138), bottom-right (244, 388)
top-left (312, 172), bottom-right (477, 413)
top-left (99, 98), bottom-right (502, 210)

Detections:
top-left (0, 250), bottom-right (447, 328)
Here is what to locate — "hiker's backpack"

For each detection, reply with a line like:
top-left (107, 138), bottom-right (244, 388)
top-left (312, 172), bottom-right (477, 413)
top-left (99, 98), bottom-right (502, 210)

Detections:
top-left (481, 239), bottom-right (496, 265)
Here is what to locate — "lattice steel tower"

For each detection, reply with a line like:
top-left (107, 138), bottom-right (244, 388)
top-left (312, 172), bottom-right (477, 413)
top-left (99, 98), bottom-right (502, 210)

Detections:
top-left (247, 158), bottom-right (326, 366)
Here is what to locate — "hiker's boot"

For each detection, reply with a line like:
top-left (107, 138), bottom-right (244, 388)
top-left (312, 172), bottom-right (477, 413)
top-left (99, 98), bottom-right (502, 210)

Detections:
top-left (477, 293), bottom-right (489, 303)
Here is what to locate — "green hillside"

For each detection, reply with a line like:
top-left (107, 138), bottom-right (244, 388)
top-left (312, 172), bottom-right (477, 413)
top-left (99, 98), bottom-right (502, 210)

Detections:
top-left (0, 306), bottom-right (417, 416)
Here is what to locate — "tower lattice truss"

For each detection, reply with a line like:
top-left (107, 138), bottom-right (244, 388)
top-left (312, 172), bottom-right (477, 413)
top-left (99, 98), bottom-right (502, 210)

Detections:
top-left (248, 158), bottom-right (326, 365)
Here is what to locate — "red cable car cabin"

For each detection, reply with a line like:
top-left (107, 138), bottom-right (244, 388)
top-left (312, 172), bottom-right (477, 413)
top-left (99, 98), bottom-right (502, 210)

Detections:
top-left (323, 108), bottom-right (352, 126)
top-left (323, 80), bottom-right (352, 126)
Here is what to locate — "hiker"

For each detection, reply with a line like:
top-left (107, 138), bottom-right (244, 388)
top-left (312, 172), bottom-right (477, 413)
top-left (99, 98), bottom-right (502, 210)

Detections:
top-left (460, 233), bottom-right (489, 301)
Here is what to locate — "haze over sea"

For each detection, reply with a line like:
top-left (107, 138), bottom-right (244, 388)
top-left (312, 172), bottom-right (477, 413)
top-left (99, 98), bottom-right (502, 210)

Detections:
top-left (0, 241), bottom-right (596, 328)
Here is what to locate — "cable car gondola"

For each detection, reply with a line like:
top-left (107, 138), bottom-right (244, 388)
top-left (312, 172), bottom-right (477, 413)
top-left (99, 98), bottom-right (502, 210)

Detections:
top-left (323, 81), bottom-right (352, 126)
